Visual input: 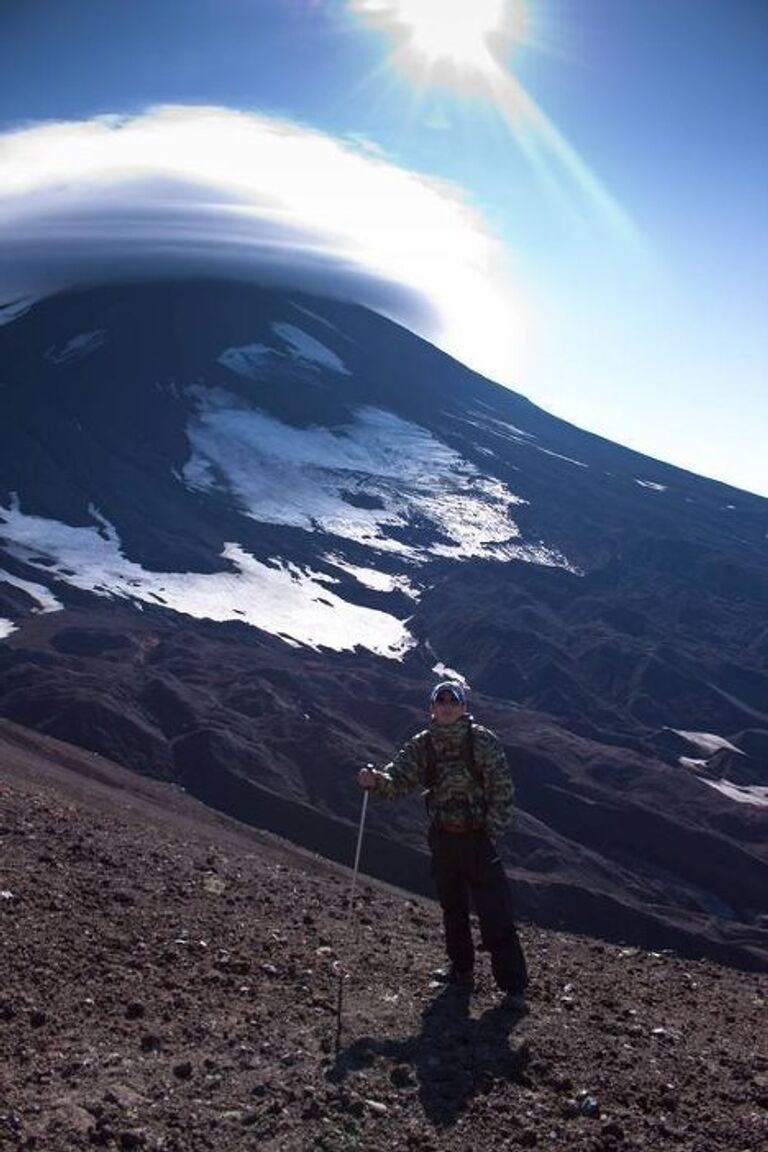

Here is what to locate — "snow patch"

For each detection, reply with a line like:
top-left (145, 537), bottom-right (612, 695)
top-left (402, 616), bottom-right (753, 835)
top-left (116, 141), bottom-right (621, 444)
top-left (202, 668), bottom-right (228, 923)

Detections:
top-left (272, 323), bottom-right (349, 373)
top-left (534, 446), bottom-right (588, 468)
top-left (703, 779), bottom-right (768, 808)
top-left (217, 343), bottom-right (274, 381)
top-left (456, 412), bottom-right (587, 468)
top-left (672, 730), bottom-right (743, 757)
top-left (290, 302), bottom-right (341, 333)
top-left (0, 503), bottom-right (414, 659)
top-left (0, 298), bottom-right (37, 326)
top-left (432, 662), bottom-right (468, 687)
top-left (0, 570), bottom-right (63, 614)
top-left (183, 391), bottom-right (574, 570)
top-left (635, 479), bottom-right (667, 492)
top-left (45, 330), bottom-right (108, 364)
top-left (0, 618), bottom-right (17, 639)
top-left (217, 323), bottom-right (349, 382)
top-left (457, 412), bottom-right (535, 444)
top-left (323, 555), bottom-right (420, 599)
top-left (679, 757), bottom-right (709, 772)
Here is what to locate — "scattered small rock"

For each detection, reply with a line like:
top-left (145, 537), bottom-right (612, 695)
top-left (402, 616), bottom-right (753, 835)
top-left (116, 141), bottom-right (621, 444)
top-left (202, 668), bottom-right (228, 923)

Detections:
top-left (119, 1129), bottom-right (146, 1149)
top-left (651, 1026), bottom-right (678, 1042)
top-left (112, 889), bottom-right (135, 906)
top-left (579, 1094), bottom-right (601, 1118)
top-left (391, 1064), bottom-right (415, 1088)
top-left (218, 1109), bottom-right (244, 1123)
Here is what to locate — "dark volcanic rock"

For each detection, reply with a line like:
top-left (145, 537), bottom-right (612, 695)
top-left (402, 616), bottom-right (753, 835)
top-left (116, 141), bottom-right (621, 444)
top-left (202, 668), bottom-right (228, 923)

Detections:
top-left (139, 674), bottom-right (201, 738)
top-left (42, 697), bottom-right (171, 778)
top-left (707, 747), bottom-right (766, 786)
top-left (51, 627), bottom-right (134, 657)
top-left (737, 728), bottom-right (768, 758)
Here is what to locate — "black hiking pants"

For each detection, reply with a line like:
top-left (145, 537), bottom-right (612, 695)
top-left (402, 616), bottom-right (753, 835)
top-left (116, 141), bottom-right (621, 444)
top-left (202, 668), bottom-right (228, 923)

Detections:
top-left (429, 826), bottom-right (528, 993)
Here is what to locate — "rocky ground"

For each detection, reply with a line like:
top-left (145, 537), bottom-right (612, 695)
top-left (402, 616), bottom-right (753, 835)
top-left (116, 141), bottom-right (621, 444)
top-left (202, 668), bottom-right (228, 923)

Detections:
top-left (1, 719), bottom-right (766, 1152)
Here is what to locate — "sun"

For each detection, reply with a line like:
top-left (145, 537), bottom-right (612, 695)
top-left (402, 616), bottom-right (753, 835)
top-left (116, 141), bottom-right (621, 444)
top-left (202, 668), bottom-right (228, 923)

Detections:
top-left (394, 0), bottom-right (507, 70)
top-left (351, 0), bottom-right (520, 78)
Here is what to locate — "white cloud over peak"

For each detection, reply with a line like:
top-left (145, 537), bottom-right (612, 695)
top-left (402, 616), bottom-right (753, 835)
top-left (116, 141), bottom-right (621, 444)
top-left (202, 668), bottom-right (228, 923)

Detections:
top-left (0, 105), bottom-right (527, 384)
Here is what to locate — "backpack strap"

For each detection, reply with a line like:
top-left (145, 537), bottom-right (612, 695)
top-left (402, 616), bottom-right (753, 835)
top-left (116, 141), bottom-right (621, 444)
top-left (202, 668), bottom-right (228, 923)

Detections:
top-left (423, 732), bottom-right (438, 791)
top-left (464, 722), bottom-right (488, 820)
top-left (463, 721), bottom-right (481, 785)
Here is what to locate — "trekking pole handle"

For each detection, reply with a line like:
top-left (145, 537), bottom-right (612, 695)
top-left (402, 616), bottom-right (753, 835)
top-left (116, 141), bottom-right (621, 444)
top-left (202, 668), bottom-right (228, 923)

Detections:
top-left (358, 760), bottom-right (376, 789)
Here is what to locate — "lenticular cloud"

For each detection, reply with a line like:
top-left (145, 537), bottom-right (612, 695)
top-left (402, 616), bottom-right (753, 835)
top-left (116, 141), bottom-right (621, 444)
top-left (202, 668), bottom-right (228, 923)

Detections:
top-left (0, 105), bottom-right (522, 382)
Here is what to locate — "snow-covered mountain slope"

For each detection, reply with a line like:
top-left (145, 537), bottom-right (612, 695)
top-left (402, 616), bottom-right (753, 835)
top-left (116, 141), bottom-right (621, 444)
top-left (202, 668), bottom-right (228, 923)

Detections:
top-left (1, 279), bottom-right (767, 968)
top-left (0, 281), bottom-right (586, 655)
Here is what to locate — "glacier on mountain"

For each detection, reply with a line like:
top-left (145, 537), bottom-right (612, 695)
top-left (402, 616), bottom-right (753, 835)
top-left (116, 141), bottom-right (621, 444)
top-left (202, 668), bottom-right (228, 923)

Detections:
top-left (183, 389), bottom-right (572, 567)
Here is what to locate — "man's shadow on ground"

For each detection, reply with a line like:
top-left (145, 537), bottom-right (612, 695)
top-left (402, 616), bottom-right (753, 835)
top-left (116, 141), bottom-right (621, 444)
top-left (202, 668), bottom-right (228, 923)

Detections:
top-left (329, 988), bottom-right (531, 1127)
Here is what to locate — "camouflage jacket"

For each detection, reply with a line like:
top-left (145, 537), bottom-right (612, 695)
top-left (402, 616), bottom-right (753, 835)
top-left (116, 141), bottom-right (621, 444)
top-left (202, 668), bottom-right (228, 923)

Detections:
top-left (372, 716), bottom-right (513, 840)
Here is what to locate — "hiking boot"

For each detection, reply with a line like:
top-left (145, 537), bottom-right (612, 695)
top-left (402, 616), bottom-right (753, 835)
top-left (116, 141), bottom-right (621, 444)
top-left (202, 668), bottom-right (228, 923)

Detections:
top-left (448, 966), bottom-right (474, 991)
top-left (499, 991), bottom-right (528, 1015)
top-left (431, 965), bottom-right (474, 991)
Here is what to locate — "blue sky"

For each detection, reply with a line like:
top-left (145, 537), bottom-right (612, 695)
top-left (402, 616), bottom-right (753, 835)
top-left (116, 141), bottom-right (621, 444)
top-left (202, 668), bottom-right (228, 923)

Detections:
top-left (1, 0), bottom-right (766, 496)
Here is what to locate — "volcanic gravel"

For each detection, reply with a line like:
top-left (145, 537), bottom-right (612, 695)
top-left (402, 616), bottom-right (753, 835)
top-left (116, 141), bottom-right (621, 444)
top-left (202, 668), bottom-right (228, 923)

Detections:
top-left (1, 722), bottom-right (766, 1151)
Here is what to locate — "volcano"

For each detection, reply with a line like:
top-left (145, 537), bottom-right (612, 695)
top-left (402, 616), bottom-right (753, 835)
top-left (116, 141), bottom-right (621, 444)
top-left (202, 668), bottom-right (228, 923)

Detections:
top-left (1, 278), bottom-right (767, 969)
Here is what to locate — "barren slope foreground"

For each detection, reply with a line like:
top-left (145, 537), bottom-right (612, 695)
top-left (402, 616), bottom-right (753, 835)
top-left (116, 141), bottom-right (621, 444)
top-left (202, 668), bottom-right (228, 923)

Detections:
top-left (1, 723), bottom-right (766, 1152)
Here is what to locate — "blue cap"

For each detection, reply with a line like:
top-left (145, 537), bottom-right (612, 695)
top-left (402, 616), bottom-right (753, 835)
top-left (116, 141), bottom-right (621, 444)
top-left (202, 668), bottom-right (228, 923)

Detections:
top-left (430, 681), bottom-right (467, 706)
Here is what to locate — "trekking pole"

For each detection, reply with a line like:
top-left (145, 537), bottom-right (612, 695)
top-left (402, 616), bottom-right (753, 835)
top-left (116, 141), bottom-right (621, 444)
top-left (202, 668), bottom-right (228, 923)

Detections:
top-left (334, 774), bottom-right (370, 1053)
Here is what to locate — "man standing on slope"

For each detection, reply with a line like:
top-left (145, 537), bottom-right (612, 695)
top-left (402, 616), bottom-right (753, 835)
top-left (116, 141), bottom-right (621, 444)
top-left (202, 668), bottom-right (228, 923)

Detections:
top-left (358, 681), bottom-right (528, 1008)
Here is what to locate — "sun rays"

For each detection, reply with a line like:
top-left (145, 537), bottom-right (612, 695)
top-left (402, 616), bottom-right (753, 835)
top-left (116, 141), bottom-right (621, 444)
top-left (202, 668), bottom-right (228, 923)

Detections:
top-left (347, 0), bottom-right (645, 253)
